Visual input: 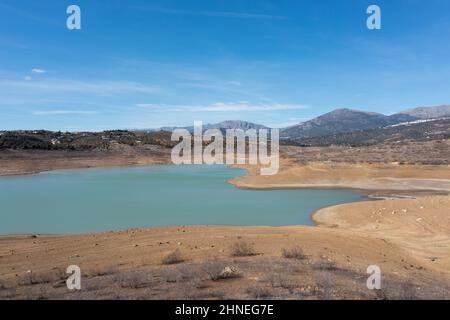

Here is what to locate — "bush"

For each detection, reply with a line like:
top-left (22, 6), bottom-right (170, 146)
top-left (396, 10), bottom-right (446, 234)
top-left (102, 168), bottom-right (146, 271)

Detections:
top-left (230, 241), bottom-right (256, 257)
top-left (264, 272), bottom-right (298, 290)
top-left (161, 264), bottom-right (202, 284)
top-left (115, 272), bottom-right (153, 289)
top-left (281, 247), bottom-right (307, 260)
top-left (246, 285), bottom-right (273, 299)
top-left (202, 260), bottom-right (241, 281)
top-left (312, 259), bottom-right (337, 271)
top-left (162, 249), bottom-right (184, 265)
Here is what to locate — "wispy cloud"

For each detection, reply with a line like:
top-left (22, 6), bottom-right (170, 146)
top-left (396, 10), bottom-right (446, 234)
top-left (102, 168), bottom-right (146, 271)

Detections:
top-left (139, 7), bottom-right (287, 20)
top-left (31, 68), bottom-right (46, 74)
top-left (0, 79), bottom-right (162, 95)
top-left (32, 110), bottom-right (99, 116)
top-left (137, 102), bottom-right (307, 112)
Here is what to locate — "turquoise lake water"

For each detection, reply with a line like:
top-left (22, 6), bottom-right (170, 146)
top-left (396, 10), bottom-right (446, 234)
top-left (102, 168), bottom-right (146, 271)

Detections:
top-left (0, 165), bottom-right (365, 234)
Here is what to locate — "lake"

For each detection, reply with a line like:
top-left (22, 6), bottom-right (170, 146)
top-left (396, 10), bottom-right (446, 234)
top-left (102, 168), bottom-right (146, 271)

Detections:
top-left (0, 165), bottom-right (365, 234)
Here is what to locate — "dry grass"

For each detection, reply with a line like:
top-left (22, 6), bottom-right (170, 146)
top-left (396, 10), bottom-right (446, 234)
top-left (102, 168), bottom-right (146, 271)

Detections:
top-left (312, 259), bottom-right (337, 271)
top-left (161, 264), bottom-right (202, 284)
top-left (246, 285), bottom-right (274, 299)
top-left (114, 271), bottom-right (154, 289)
top-left (161, 249), bottom-right (184, 265)
top-left (263, 272), bottom-right (299, 291)
top-left (201, 260), bottom-right (242, 281)
top-left (87, 265), bottom-right (118, 277)
top-left (281, 246), bottom-right (307, 260)
top-left (17, 269), bottom-right (66, 286)
top-left (230, 241), bottom-right (257, 257)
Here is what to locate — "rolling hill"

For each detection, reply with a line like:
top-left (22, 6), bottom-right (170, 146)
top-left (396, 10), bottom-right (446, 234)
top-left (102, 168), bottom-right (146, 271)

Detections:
top-left (280, 108), bottom-right (416, 139)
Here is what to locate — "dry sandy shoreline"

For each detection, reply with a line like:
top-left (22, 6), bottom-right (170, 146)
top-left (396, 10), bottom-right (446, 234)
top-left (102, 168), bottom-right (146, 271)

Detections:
top-left (1, 149), bottom-right (450, 298)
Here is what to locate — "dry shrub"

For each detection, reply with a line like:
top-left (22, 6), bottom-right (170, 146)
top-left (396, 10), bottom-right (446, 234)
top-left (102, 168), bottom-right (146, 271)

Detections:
top-left (314, 271), bottom-right (335, 299)
top-left (202, 260), bottom-right (241, 281)
top-left (115, 272), bottom-right (153, 289)
top-left (161, 264), bottom-right (202, 283)
top-left (174, 279), bottom-right (206, 300)
top-left (246, 285), bottom-right (274, 299)
top-left (162, 249), bottom-right (184, 265)
top-left (88, 265), bottom-right (118, 277)
top-left (263, 272), bottom-right (298, 290)
top-left (18, 270), bottom-right (66, 286)
top-left (312, 259), bottom-right (337, 271)
top-left (378, 280), bottom-right (420, 300)
top-left (282, 247), bottom-right (307, 260)
top-left (230, 241), bottom-right (256, 257)
top-left (0, 287), bottom-right (16, 299)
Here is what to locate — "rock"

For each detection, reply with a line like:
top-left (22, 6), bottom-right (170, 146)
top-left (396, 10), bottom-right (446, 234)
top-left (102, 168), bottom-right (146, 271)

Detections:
top-left (219, 266), bottom-right (241, 278)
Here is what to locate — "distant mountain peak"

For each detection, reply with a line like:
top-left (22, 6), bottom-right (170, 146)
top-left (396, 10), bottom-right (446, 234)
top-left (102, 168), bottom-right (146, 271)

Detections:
top-left (398, 105), bottom-right (450, 120)
top-left (282, 108), bottom-right (408, 139)
top-left (159, 120), bottom-right (268, 133)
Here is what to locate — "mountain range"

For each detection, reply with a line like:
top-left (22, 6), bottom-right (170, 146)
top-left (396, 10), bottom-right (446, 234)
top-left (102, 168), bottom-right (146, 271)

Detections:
top-left (159, 120), bottom-right (268, 134)
top-left (143, 105), bottom-right (450, 141)
top-left (280, 105), bottom-right (450, 139)
top-left (2, 106), bottom-right (449, 150)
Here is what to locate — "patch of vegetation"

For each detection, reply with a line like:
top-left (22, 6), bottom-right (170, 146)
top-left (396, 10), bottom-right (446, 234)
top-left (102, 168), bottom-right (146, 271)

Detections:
top-left (281, 247), bottom-right (307, 260)
top-left (202, 260), bottom-right (242, 281)
top-left (230, 241), bottom-right (257, 257)
top-left (162, 249), bottom-right (184, 265)
top-left (246, 285), bottom-right (273, 299)
top-left (0, 130), bottom-right (176, 151)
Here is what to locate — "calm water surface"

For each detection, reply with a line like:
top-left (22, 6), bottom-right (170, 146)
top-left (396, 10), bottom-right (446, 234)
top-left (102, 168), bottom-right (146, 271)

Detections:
top-left (0, 165), bottom-right (365, 234)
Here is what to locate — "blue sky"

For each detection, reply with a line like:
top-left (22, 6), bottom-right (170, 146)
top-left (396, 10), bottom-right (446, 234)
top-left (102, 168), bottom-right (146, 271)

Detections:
top-left (1, 0), bottom-right (450, 131)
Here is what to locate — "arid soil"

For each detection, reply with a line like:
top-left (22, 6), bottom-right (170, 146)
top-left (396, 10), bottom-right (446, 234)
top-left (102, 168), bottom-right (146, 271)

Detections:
top-left (230, 160), bottom-right (450, 192)
top-left (0, 142), bottom-right (449, 299)
top-left (0, 144), bottom-right (171, 176)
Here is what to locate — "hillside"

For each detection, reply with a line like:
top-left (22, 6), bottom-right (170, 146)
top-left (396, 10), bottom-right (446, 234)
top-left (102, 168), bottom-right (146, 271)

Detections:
top-left (282, 118), bottom-right (450, 147)
top-left (280, 108), bottom-right (416, 139)
top-left (0, 130), bottom-right (175, 151)
top-left (399, 105), bottom-right (450, 119)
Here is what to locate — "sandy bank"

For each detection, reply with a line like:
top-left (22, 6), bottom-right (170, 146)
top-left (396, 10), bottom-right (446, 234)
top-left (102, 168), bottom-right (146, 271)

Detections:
top-left (230, 161), bottom-right (450, 192)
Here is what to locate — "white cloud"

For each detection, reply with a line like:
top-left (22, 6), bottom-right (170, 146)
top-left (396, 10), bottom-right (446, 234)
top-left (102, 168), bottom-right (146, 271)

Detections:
top-left (32, 110), bottom-right (98, 116)
top-left (24, 76), bottom-right (32, 81)
top-left (31, 68), bottom-right (46, 74)
top-left (1, 79), bottom-right (162, 95)
top-left (137, 102), bottom-right (308, 112)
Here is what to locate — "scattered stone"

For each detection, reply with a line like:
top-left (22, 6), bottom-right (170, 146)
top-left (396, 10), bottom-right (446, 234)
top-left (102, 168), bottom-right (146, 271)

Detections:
top-left (219, 266), bottom-right (241, 278)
